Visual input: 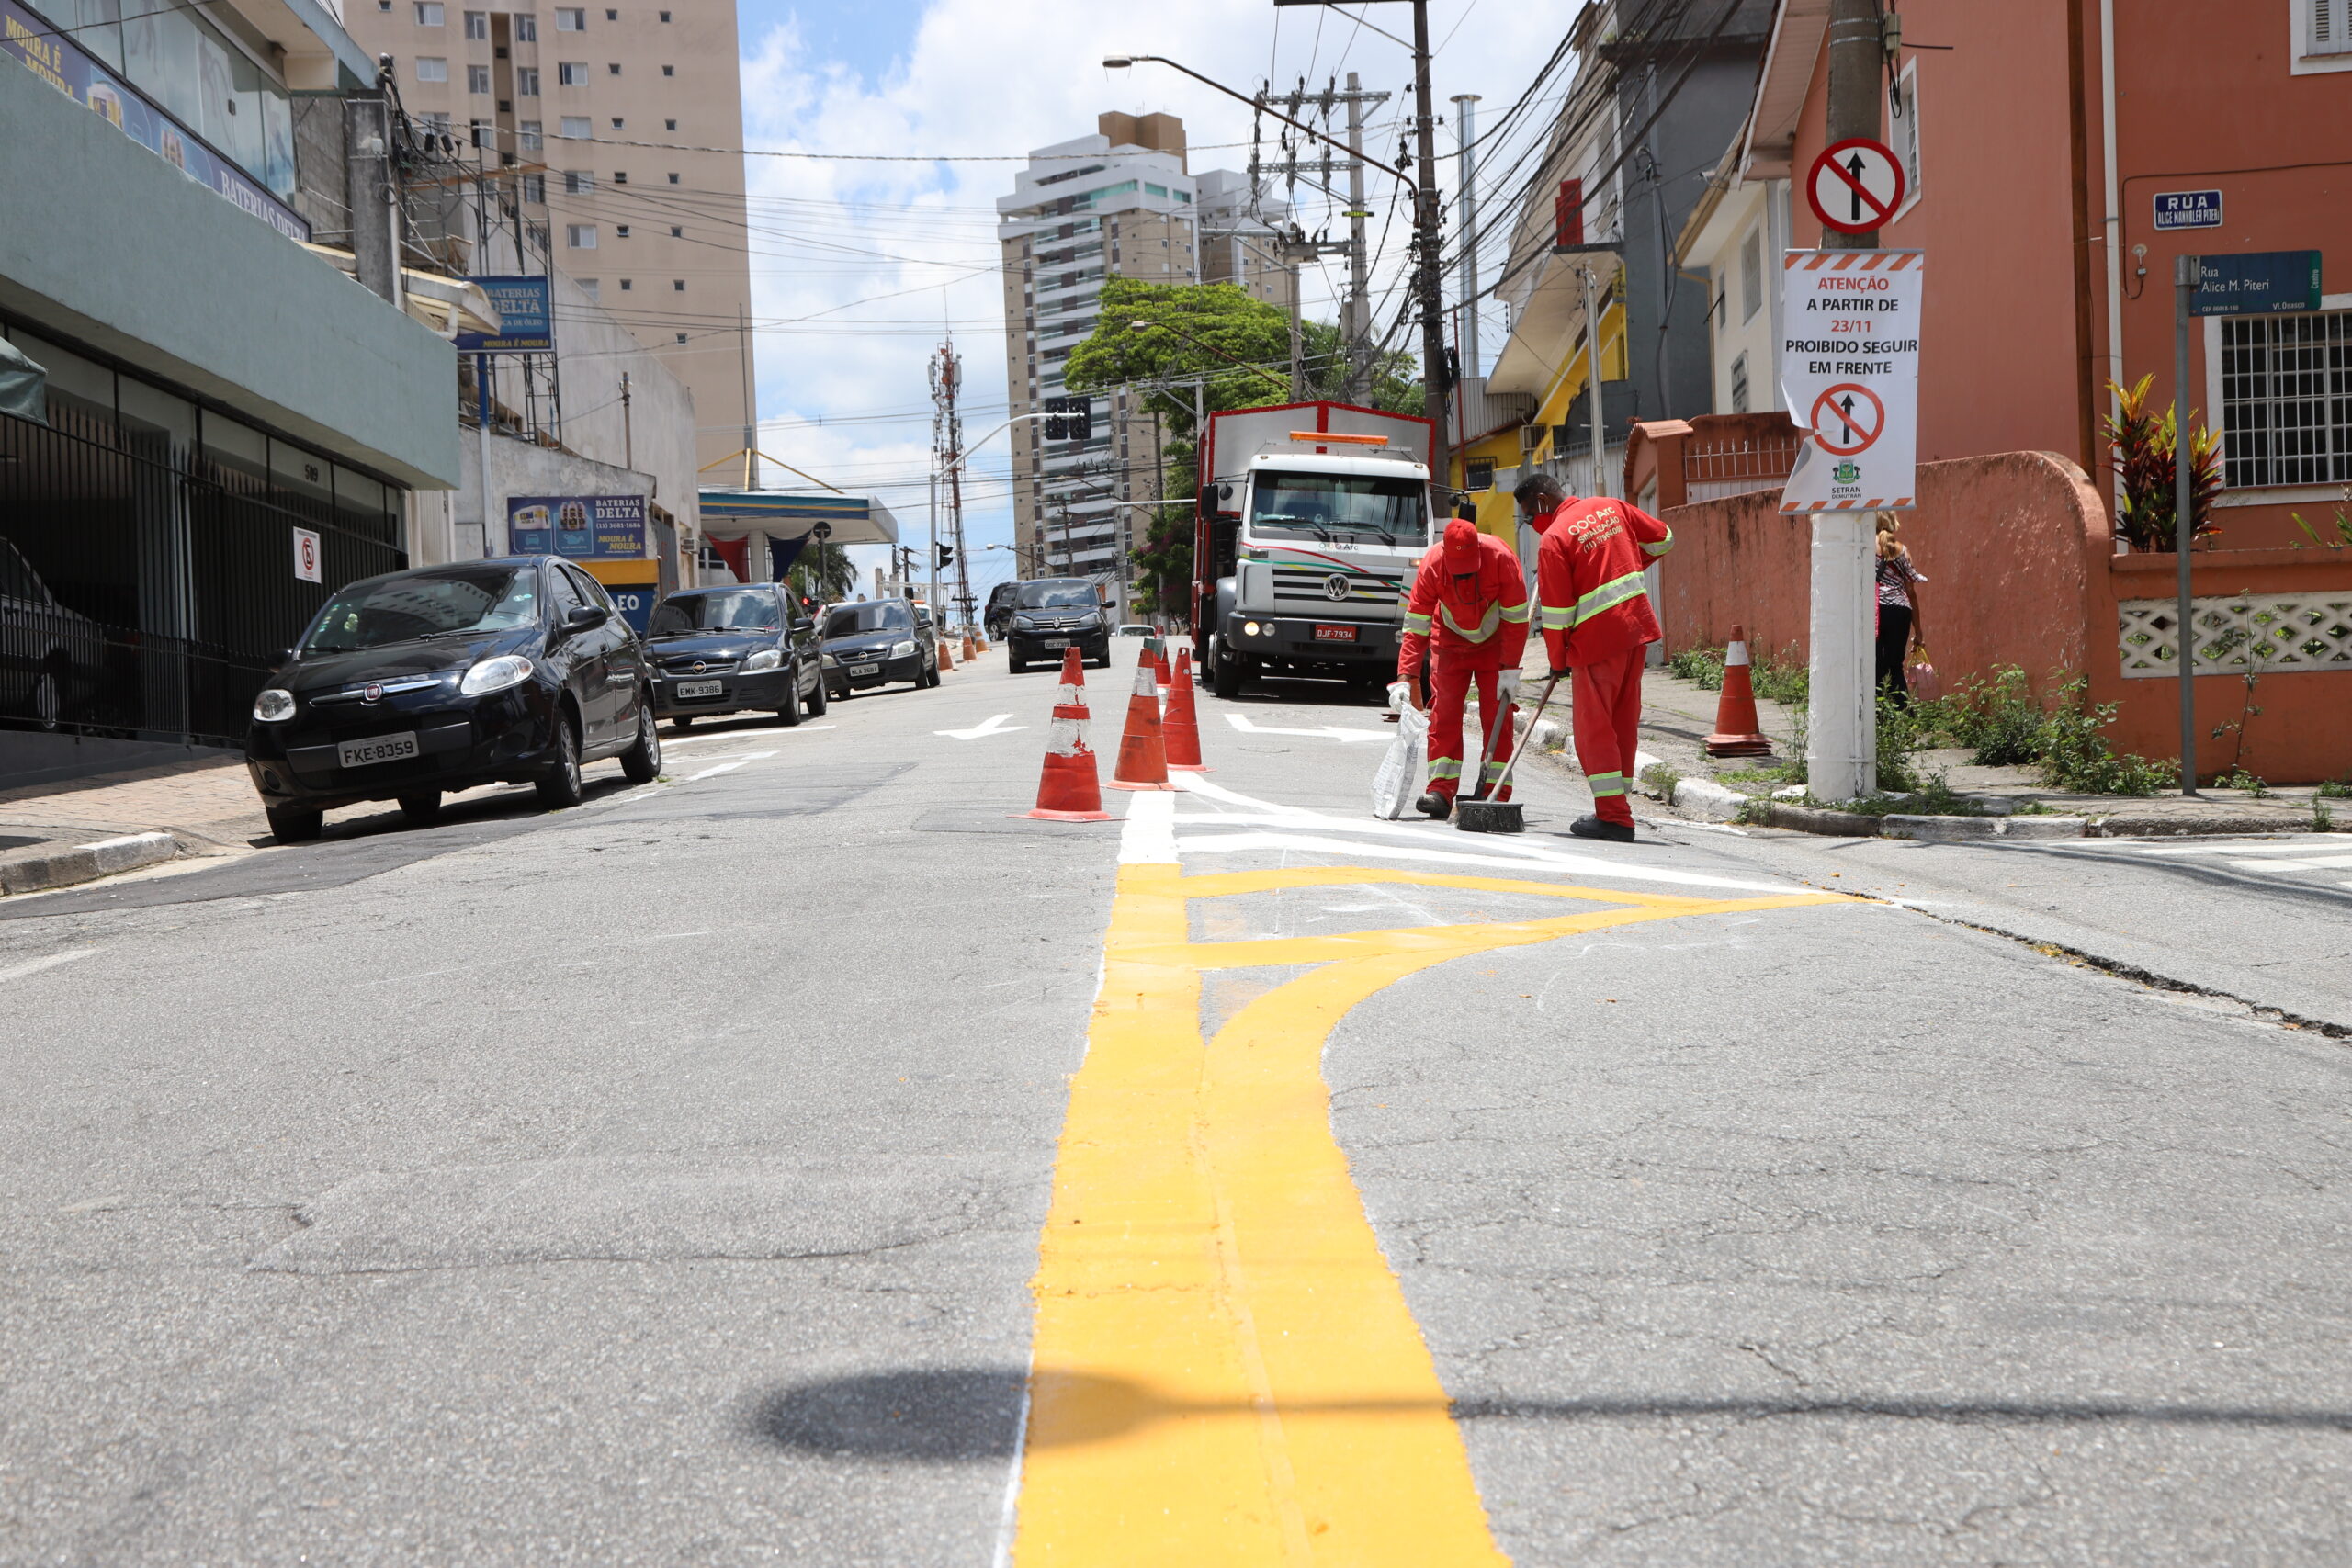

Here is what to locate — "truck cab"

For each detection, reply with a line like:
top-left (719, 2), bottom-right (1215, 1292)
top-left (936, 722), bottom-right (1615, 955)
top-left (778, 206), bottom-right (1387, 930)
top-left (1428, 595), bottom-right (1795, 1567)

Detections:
top-left (1193, 403), bottom-right (1436, 700)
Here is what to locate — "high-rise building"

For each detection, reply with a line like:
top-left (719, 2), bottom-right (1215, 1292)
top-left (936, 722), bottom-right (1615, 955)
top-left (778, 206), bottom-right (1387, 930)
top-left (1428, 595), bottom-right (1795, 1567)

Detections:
top-left (346, 0), bottom-right (755, 470)
top-left (996, 114), bottom-right (1291, 593)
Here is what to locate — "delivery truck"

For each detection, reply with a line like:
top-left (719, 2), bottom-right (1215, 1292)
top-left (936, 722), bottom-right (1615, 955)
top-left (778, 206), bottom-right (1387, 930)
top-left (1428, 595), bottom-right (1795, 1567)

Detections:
top-left (1190, 400), bottom-right (1437, 699)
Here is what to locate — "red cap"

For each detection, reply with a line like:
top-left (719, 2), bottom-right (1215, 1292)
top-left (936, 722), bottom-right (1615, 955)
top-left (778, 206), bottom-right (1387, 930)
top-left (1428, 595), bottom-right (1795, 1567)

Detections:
top-left (1442, 517), bottom-right (1481, 570)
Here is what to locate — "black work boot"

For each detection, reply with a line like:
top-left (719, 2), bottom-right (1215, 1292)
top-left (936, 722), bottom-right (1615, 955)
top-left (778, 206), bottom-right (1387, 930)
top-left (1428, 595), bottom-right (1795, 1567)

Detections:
top-left (1416, 791), bottom-right (1453, 820)
top-left (1567, 814), bottom-right (1635, 843)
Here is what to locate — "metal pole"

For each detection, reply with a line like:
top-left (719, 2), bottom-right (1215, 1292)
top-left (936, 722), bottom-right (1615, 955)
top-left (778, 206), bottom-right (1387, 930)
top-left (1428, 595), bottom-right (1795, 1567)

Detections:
top-left (1580, 265), bottom-right (1607, 498)
top-left (1408, 0), bottom-right (1451, 497)
top-left (619, 371), bottom-right (633, 469)
top-left (1346, 73), bottom-right (1372, 401)
top-left (1452, 94), bottom-right (1480, 381)
top-left (2175, 253), bottom-right (2198, 794)
top-left (739, 302), bottom-right (755, 491)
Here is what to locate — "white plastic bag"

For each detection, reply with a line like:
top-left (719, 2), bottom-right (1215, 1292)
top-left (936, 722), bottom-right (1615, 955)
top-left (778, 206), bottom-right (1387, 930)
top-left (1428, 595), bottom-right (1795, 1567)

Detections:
top-left (1371, 704), bottom-right (1428, 819)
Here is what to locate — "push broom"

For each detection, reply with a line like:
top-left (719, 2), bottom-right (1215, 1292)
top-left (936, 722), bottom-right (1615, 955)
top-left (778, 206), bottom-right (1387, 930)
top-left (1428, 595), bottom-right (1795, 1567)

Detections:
top-left (1454, 671), bottom-right (1562, 835)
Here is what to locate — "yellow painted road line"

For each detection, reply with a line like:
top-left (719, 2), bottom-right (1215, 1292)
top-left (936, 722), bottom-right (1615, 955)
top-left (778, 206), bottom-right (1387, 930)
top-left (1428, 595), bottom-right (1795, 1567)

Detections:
top-left (1014, 863), bottom-right (1839, 1563)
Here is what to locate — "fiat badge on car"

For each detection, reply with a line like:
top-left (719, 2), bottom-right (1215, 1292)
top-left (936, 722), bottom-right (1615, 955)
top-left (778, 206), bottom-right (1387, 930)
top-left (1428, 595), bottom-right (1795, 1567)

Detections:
top-left (361, 682), bottom-right (384, 702)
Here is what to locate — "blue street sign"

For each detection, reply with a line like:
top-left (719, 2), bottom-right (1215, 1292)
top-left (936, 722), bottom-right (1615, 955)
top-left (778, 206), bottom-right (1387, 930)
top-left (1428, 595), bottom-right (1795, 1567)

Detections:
top-left (455, 276), bottom-right (555, 352)
top-left (2188, 251), bottom-right (2323, 317)
top-left (2153, 189), bottom-right (2222, 231)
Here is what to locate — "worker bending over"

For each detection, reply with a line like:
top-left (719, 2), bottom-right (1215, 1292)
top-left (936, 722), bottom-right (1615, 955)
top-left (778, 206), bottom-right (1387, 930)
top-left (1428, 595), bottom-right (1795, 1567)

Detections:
top-left (1518, 473), bottom-right (1674, 842)
top-left (1394, 516), bottom-right (1531, 820)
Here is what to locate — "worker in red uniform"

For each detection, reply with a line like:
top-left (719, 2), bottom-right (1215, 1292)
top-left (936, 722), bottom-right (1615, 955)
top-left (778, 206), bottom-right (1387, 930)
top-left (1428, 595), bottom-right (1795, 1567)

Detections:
top-left (1394, 516), bottom-right (1532, 819)
top-left (1518, 472), bottom-right (1675, 841)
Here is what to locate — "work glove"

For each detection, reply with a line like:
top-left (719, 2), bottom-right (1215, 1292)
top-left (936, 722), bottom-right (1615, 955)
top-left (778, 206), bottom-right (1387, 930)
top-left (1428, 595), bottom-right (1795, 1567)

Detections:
top-left (1497, 670), bottom-right (1521, 702)
top-left (1386, 682), bottom-right (1414, 714)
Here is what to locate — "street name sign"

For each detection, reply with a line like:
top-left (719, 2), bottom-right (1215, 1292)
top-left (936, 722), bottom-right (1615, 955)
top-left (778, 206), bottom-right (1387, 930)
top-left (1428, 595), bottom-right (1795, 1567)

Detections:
top-left (1779, 250), bottom-right (1924, 514)
top-left (2188, 251), bottom-right (2323, 316)
top-left (2153, 189), bottom-right (2223, 231)
top-left (1805, 138), bottom-right (1905, 235)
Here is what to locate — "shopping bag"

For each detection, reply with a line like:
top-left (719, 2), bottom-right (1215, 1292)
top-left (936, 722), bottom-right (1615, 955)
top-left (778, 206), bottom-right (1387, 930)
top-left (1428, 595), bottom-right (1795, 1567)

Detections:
top-left (1371, 704), bottom-right (1428, 818)
top-left (1906, 654), bottom-right (1941, 702)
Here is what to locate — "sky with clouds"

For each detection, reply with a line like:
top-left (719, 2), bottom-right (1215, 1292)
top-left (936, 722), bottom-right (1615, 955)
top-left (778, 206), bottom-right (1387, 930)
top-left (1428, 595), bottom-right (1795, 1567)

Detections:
top-left (724, 0), bottom-right (1581, 598)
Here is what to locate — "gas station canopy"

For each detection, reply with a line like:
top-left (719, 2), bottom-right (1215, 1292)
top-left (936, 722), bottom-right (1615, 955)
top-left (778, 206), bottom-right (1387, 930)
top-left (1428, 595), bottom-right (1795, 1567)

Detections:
top-left (695, 491), bottom-right (899, 545)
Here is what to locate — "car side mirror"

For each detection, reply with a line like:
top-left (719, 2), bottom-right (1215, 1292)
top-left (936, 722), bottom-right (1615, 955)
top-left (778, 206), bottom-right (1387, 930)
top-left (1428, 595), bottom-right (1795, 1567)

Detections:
top-left (562, 604), bottom-right (608, 634)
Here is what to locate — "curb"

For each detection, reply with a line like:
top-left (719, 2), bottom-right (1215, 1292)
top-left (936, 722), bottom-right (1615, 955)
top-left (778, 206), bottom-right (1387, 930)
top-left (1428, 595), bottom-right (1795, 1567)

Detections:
top-left (0, 831), bottom-right (178, 897)
top-left (1669, 776), bottom-right (1747, 822)
top-left (1883, 813), bottom-right (2091, 841)
top-left (2086, 811), bottom-right (2335, 838)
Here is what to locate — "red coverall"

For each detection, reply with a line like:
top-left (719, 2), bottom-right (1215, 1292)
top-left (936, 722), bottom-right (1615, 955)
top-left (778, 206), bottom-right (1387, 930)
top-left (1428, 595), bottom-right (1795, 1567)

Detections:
top-left (1536, 497), bottom-right (1675, 827)
top-left (1397, 519), bottom-right (1532, 800)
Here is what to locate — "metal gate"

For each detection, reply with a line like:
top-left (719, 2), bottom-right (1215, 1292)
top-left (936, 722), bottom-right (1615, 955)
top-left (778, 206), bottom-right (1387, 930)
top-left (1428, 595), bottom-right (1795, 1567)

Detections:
top-left (0, 405), bottom-right (406, 747)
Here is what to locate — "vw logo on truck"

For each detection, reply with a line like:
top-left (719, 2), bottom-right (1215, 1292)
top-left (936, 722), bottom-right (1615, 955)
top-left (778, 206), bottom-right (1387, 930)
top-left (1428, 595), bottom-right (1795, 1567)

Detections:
top-left (1323, 574), bottom-right (1352, 602)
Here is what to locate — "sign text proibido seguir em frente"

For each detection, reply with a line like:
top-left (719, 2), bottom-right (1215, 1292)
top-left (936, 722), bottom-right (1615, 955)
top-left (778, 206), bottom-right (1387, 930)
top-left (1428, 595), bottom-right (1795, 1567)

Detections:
top-left (1779, 250), bottom-right (1923, 514)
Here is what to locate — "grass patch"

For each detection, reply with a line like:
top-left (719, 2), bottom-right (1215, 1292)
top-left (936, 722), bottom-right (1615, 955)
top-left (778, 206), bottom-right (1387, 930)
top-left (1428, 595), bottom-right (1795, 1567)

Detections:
top-left (1638, 761), bottom-right (1684, 798)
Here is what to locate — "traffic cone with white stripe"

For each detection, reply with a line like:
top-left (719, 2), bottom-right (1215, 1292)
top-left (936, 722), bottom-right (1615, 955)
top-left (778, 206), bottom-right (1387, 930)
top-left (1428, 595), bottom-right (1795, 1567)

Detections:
top-left (937, 636), bottom-right (955, 671)
top-left (1023, 647), bottom-right (1112, 821)
top-left (1108, 652), bottom-right (1175, 791)
top-left (1162, 647), bottom-right (1209, 772)
top-left (1704, 625), bottom-right (1773, 757)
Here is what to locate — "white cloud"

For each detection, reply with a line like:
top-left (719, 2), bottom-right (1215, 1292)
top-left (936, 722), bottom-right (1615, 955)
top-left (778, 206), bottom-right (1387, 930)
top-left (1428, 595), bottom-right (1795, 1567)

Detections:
top-left (734, 0), bottom-right (1580, 609)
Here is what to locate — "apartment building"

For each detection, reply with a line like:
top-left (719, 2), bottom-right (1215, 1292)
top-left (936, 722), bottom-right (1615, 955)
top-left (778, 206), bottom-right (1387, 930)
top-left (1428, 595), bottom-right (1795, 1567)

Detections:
top-left (996, 113), bottom-right (1290, 591)
top-left (345, 0), bottom-right (754, 470)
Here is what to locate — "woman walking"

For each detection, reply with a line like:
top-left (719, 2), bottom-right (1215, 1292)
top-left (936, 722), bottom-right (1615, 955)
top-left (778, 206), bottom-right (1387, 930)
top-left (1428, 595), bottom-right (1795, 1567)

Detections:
top-left (1874, 513), bottom-right (1927, 705)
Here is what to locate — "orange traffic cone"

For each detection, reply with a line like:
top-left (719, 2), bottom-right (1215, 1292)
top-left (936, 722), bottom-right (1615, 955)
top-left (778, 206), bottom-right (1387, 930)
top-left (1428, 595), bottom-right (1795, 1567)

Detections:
top-left (963, 635), bottom-right (978, 662)
top-left (937, 637), bottom-right (955, 671)
top-left (1704, 625), bottom-right (1773, 757)
top-left (1023, 647), bottom-right (1112, 820)
top-left (1107, 653), bottom-right (1175, 791)
top-left (1163, 648), bottom-right (1210, 772)
top-left (1155, 640), bottom-right (1174, 692)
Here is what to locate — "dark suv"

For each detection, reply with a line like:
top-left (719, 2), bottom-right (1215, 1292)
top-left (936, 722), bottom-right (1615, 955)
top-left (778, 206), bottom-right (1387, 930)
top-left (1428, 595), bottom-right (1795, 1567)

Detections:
top-left (646, 583), bottom-right (827, 727)
top-left (820, 597), bottom-right (937, 699)
top-left (244, 556), bottom-right (659, 841)
top-left (1006, 578), bottom-right (1110, 672)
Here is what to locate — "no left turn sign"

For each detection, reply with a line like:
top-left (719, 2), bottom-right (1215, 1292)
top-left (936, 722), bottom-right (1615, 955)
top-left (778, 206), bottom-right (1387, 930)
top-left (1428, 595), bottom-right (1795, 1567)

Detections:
top-left (1809, 383), bottom-right (1884, 456)
top-left (1806, 137), bottom-right (1905, 233)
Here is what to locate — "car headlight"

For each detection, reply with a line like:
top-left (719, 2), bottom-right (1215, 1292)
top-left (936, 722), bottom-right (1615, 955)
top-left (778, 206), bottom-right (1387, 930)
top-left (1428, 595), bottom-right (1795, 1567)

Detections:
top-left (459, 654), bottom-right (534, 695)
top-left (1013, 615), bottom-right (1037, 629)
top-left (741, 648), bottom-right (782, 673)
top-left (253, 688), bottom-right (295, 723)
top-left (820, 652), bottom-right (839, 669)
top-left (888, 639), bottom-right (917, 658)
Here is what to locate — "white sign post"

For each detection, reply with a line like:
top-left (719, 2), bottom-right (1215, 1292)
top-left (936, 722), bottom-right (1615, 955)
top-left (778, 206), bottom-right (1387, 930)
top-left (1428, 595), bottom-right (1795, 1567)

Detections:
top-left (291, 526), bottom-right (322, 583)
top-left (1779, 250), bottom-right (1923, 514)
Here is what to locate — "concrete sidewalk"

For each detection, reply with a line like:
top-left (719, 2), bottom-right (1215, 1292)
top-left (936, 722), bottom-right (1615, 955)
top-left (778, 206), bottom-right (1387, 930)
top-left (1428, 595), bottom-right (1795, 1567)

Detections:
top-left (0, 755), bottom-right (266, 896)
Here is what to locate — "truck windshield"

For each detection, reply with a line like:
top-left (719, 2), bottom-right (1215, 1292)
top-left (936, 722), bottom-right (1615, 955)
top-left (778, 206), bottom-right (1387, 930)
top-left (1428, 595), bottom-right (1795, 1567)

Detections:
top-left (1248, 471), bottom-right (1429, 547)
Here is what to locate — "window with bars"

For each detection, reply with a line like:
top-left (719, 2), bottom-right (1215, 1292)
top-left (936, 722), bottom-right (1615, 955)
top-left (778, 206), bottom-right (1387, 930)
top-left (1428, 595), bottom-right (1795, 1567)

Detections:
top-left (1730, 351), bottom-right (1750, 414)
top-left (2219, 310), bottom-right (2352, 489)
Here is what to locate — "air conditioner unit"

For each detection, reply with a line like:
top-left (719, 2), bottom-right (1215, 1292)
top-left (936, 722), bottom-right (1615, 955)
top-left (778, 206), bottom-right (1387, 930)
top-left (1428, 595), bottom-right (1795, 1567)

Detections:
top-left (1518, 423), bottom-right (1544, 457)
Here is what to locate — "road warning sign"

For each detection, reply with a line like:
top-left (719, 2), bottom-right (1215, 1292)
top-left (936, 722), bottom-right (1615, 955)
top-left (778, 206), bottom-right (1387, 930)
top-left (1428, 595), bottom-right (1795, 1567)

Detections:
top-left (1779, 250), bottom-right (1923, 514)
top-left (1806, 138), bottom-right (1905, 235)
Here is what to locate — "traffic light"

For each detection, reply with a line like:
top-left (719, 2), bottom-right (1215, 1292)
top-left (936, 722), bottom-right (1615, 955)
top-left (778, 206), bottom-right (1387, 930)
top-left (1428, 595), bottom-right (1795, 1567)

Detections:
top-left (935, 543), bottom-right (955, 568)
top-left (1042, 396), bottom-right (1091, 442)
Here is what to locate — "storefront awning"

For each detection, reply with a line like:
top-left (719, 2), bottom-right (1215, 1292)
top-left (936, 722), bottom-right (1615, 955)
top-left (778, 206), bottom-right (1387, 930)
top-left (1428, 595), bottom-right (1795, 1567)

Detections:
top-left (695, 491), bottom-right (899, 546)
top-left (300, 245), bottom-right (504, 338)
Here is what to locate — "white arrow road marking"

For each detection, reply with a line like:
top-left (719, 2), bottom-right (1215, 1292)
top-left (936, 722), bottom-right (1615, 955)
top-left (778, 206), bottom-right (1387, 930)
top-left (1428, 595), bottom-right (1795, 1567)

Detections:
top-left (937, 713), bottom-right (1027, 740)
top-left (1223, 712), bottom-right (1394, 743)
top-left (0, 949), bottom-right (101, 986)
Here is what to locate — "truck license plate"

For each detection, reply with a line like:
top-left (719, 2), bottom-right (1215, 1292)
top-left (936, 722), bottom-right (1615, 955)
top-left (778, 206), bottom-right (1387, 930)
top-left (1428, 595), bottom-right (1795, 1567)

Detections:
top-left (338, 731), bottom-right (418, 768)
top-left (1313, 624), bottom-right (1358, 642)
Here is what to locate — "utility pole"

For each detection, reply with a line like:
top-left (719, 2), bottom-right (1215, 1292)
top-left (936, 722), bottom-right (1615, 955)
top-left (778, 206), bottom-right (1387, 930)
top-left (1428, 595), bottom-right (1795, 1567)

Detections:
top-left (1260, 75), bottom-right (1388, 402)
top-left (738, 302), bottom-right (756, 491)
top-left (1408, 0), bottom-right (1451, 502)
top-left (619, 372), bottom-right (633, 469)
top-left (1452, 94), bottom-right (1481, 389)
top-left (1807, 0), bottom-right (1888, 803)
top-left (1346, 73), bottom-right (1374, 400)
top-left (929, 336), bottom-right (972, 629)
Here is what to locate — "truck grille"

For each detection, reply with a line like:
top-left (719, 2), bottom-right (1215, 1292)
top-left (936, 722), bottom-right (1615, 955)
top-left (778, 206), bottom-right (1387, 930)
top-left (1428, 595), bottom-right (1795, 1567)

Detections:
top-left (1270, 563), bottom-right (1407, 609)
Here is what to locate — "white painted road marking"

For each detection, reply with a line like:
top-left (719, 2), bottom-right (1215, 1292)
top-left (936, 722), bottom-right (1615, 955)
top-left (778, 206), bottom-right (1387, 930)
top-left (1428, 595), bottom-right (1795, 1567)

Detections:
top-left (1224, 713), bottom-right (1394, 743)
top-left (0, 949), bottom-right (102, 985)
top-left (938, 713), bottom-right (1027, 740)
top-left (662, 726), bottom-right (834, 749)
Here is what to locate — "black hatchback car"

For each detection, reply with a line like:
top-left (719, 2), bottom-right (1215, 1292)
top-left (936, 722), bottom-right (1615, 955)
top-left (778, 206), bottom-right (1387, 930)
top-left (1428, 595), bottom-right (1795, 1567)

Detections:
top-left (645, 584), bottom-right (827, 728)
top-left (245, 556), bottom-right (660, 842)
top-left (1006, 578), bottom-right (1110, 672)
top-left (820, 597), bottom-right (938, 700)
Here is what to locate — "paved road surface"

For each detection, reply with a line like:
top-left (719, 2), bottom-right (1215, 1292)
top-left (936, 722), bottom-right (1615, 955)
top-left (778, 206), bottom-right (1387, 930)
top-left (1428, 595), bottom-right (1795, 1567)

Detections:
top-left (5, 647), bottom-right (2347, 1564)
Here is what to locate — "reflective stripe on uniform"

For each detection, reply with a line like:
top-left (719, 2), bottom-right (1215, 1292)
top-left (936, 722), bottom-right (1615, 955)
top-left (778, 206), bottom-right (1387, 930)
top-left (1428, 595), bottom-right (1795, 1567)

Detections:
top-left (1498, 600), bottom-right (1532, 624)
top-left (1437, 600), bottom-right (1500, 642)
top-left (1587, 771), bottom-right (1627, 797)
top-left (1573, 569), bottom-right (1651, 624)
top-left (1426, 757), bottom-right (1463, 780)
top-left (1538, 604), bottom-right (1574, 630)
top-left (1402, 611), bottom-right (1432, 634)
top-left (1641, 526), bottom-right (1674, 558)
top-left (1480, 758), bottom-right (1510, 780)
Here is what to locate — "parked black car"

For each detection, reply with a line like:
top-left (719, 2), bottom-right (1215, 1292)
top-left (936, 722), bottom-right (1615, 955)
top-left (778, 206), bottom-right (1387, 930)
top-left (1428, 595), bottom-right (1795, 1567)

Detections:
top-left (1006, 578), bottom-right (1110, 672)
top-left (645, 584), bottom-right (827, 728)
top-left (244, 556), bottom-right (660, 842)
top-left (983, 581), bottom-right (1019, 642)
top-left (820, 597), bottom-right (938, 700)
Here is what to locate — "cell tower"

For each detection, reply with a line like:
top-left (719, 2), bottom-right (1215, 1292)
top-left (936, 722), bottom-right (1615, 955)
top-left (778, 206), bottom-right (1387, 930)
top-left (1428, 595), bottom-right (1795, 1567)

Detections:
top-left (929, 335), bottom-right (975, 628)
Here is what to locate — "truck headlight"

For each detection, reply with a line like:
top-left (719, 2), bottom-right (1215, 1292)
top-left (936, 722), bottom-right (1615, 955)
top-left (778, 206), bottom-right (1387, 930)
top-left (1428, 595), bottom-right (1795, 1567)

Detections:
top-left (1243, 621), bottom-right (1261, 637)
top-left (741, 648), bottom-right (782, 673)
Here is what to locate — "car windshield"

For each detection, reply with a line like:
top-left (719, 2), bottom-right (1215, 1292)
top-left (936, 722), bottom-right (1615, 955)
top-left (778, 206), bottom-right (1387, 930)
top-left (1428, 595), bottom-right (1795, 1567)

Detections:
top-left (1018, 581), bottom-right (1098, 610)
top-left (303, 567), bottom-right (538, 653)
top-left (1247, 471), bottom-right (1430, 546)
top-left (650, 590), bottom-right (778, 637)
top-left (824, 603), bottom-right (911, 637)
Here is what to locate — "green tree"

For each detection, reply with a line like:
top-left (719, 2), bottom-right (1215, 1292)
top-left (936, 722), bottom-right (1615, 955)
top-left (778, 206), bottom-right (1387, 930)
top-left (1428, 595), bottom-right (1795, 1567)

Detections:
top-left (787, 539), bottom-right (855, 604)
top-left (1065, 278), bottom-right (1426, 615)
